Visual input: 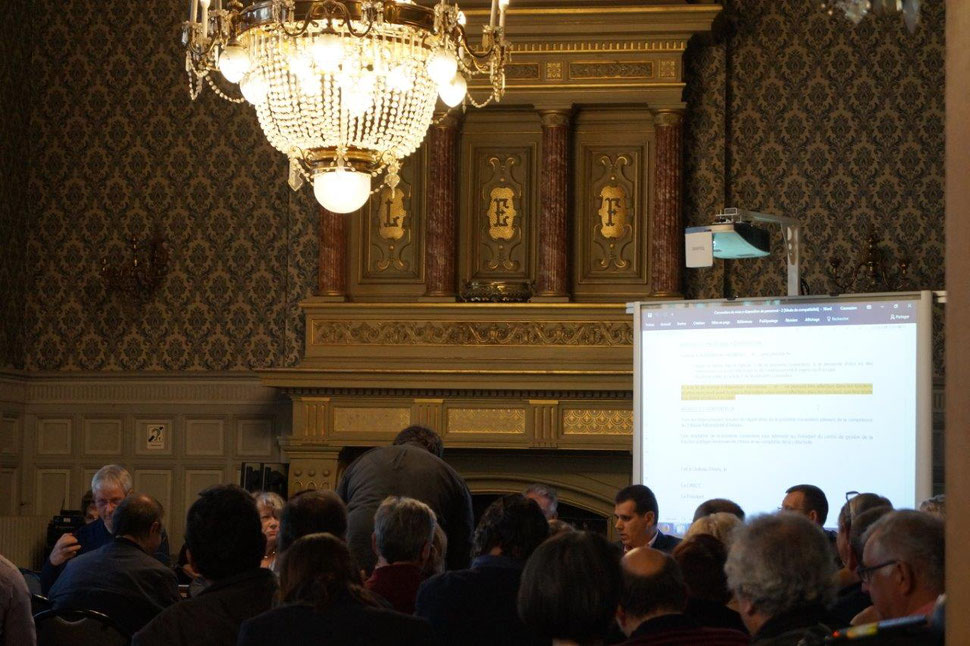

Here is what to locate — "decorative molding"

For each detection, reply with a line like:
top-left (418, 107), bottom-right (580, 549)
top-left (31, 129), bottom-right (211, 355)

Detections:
top-left (505, 64), bottom-right (541, 80)
top-left (659, 59), bottom-right (677, 80)
top-left (447, 408), bottom-right (526, 434)
top-left (333, 407), bottom-right (411, 434)
top-left (20, 373), bottom-right (280, 405)
top-left (544, 62), bottom-right (563, 80)
top-left (569, 62), bottom-right (654, 80)
top-left (529, 400), bottom-right (559, 447)
top-left (311, 320), bottom-right (633, 347)
top-left (562, 409), bottom-right (633, 435)
top-left (512, 41), bottom-right (689, 54)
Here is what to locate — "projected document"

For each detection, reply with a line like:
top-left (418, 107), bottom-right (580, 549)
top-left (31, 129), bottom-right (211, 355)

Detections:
top-left (638, 296), bottom-right (927, 533)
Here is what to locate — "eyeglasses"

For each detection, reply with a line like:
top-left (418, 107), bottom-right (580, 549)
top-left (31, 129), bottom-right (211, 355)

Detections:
top-left (856, 559), bottom-right (898, 583)
top-left (845, 490), bottom-right (860, 502)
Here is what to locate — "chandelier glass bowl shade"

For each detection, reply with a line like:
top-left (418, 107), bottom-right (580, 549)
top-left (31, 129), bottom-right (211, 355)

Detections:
top-left (183, 0), bottom-right (511, 213)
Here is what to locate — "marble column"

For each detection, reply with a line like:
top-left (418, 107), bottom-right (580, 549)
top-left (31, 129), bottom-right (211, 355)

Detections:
top-left (651, 110), bottom-right (685, 298)
top-left (317, 206), bottom-right (347, 299)
top-left (424, 111), bottom-right (461, 299)
top-left (535, 110), bottom-right (571, 300)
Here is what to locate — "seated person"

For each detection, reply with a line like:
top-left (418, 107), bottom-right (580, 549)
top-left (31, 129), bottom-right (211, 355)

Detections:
top-left (0, 551), bottom-right (35, 646)
top-left (365, 496), bottom-right (437, 614)
top-left (277, 489), bottom-right (348, 556)
top-left (41, 464), bottom-right (170, 593)
top-left (725, 513), bottom-right (839, 644)
top-left (48, 493), bottom-right (179, 635)
top-left (682, 512), bottom-right (743, 551)
top-left (132, 485), bottom-right (278, 646)
top-left (830, 495), bottom-right (892, 626)
top-left (416, 494), bottom-right (549, 646)
top-left (517, 531), bottom-right (621, 646)
top-left (237, 533), bottom-right (436, 646)
top-left (253, 491), bottom-right (284, 570)
top-left (616, 547), bottom-right (748, 645)
top-left (692, 498), bottom-right (745, 522)
top-left (858, 510), bottom-right (944, 621)
top-left (672, 535), bottom-right (747, 633)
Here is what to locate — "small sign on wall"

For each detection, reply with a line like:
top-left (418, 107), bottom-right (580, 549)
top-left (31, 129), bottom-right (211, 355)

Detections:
top-left (146, 424), bottom-right (167, 450)
top-left (136, 419), bottom-right (173, 455)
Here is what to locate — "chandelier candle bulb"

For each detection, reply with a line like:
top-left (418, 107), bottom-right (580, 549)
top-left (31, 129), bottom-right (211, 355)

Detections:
top-left (199, 0), bottom-right (210, 38)
top-left (190, 0), bottom-right (197, 24)
top-left (490, 0), bottom-right (498, 27)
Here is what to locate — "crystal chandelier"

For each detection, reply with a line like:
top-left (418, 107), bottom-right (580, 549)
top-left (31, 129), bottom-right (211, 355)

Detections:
top-left (182, 0), bottom-right (511, 213)
top-left (822, 0), bottom-right (921, 32)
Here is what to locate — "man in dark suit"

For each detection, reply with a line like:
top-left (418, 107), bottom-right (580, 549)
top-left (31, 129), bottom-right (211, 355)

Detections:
top-left (614, 484), bottom-right (681, 553)
top-left (48, 493), bottom-right (179, 635)
top-left (133, 484), bottom-right (278, 646)
top-left (40, 464), bottom-right (170, 593)
top-left (416, 494), bottom-right (549, 646)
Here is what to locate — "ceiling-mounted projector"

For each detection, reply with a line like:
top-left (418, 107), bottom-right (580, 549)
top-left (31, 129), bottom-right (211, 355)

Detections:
top-left (706, 221), bottom-right (770, 259)
top-left (684, 207), bottom-right (803, 296)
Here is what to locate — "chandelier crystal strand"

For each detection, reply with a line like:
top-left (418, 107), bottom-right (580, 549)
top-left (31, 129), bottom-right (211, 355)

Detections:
top-left (183, 0), bottom-right (510, 212)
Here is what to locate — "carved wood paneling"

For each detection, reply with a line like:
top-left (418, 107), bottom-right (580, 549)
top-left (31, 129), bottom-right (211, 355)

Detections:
top-left (460, 113), bottom-right (541, 291)
top-left (573, 110), bottom-right (654, 301)
top-left (353, 146), bottom-right (426, 299)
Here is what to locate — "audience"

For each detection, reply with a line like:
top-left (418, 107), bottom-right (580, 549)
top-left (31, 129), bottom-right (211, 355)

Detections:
top-left (672, 535), bottom-right (747, 633)
top-left (253, 491), bottom-right (284, 570)
top-left (517, 531), bottom-right (621, 646)
top-left (919, 494), bottom-right (945, 520)
top-left (614, 484), bottom-right (680, 553)
top-left (683, 512), bottom-right (743, 550)
top-left (616, 547), bottom-right (748, 645)
top-left (41, 464), bottom-right (170, 592)
top-left (237, 533), bottom-right (436, 645)
top-left (859, 510), bottom-right (944, 621)
top-left (277, 489), bottom-right (348, 555)
top-left (523, 483), bottom-right (559, 519)
top-left (337, 425), bottom-right (473, 574)
top-left (416, 493), bottom-right (548, 646)
top-left (132, 485), bottom-right (278, 646)
top-left (365, 496), bottom-right (437, 614)
top-left (830, 494), bottom-right (893, 625)
top-left (48, 493), bottom-right (179, 635)
top-left (547, 518), bottom-right (576, 538)
top-left (693, 498), bottom-right (745, 522)
top-left (725, 513), bottom-right (838, 644)
top-left (0, 551), bottom-right (35, 646)
top-left (844, 505), bottom-right (894, 625)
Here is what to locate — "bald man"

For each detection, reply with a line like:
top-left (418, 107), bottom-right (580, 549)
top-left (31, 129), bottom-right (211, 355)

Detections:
top-left (616, 547), bottom-right (747, 645)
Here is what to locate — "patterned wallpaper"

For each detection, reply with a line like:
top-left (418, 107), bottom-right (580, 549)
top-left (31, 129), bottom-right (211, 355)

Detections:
top-left (683, 0), bottom-right (945, 301)
top-left (0, 0), bottom-right (29, 370)
top-left (6, 0), bottom-right (946, 372)
top-left (20, 0), bottom-right (318, 371)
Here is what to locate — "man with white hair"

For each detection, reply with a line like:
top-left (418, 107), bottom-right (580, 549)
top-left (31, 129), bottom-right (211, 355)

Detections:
top-left (725, 513), bottom-right (839, 644)
top-left (40, 464), bottom-right (170, 592)
top-left (859, 510), bottom-right (944, 620)
top-left (364, 496), bottom-right (437, 614)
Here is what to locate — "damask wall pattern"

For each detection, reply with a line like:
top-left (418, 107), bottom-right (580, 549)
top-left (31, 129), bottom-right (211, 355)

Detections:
top-left (9, 0), bottom-right (947, 372)
top-left (683, 0), bottom-right (945, 301)
top-left (21, 0), bottom-right (317, 371)
top-left (0, 0), bottom-right (29, 370)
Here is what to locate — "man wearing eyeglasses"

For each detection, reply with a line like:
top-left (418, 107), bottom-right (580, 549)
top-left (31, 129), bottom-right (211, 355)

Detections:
top-left (858, 510), bottom-right (944, 620)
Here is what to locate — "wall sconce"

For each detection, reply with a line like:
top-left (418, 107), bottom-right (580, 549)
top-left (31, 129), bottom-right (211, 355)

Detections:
top-left (101, 229), bottom-right (169, 305)
top-left (827, 231), bottom-right (911, 294)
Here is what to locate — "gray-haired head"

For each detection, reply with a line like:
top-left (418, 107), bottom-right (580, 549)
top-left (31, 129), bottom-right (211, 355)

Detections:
top-left (918, 494), bottom-right (945, 520)
top-left (524, 484), bottom-right (559, 519)
top-left (861, 510), bottom-right (945, 595)
top-left (725, 513), bottom-right (836, 619)
top-left (91, 464), bottom-right (133, 495)
top-left (374, 496), bottom-right (437, 564)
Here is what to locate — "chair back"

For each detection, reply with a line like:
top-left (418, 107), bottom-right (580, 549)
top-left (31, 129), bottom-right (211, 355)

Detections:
top-left (19, 568), bottom-right (42, 595)
top-left (30, 593), bottom-right (52, 615)
top-left (33, 608), bottom-right (131, 646)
